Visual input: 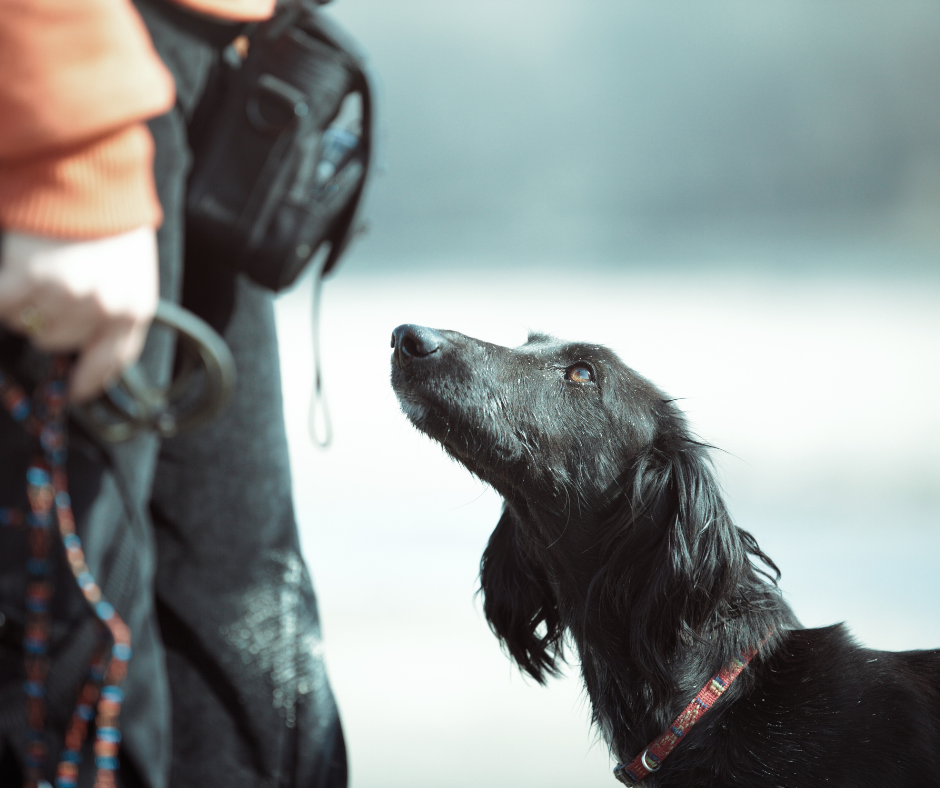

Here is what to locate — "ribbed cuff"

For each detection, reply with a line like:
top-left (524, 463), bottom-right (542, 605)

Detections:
top-left (171, 0), bottom-right (275, 22)
top-left (0, 124), bottom-right (162, 239)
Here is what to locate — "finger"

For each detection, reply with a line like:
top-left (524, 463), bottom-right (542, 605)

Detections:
top-left (69, 313), bottom-right (151, 403)
top-left (0, 286), bottom-right (27, 321)
top-left (0, 274), bottom-right (32, 332)
top-left (0, 278), bottom-right (77, 342)
top-left (0, 299), bottom-right (30, 334)
top-left (27, 294), bottom-right (105, 352)
top-left (69, 327), bottom-right (133, 404)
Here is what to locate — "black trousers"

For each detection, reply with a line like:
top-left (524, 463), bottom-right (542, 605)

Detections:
top-left (0, 1), bottom-right (346, 786)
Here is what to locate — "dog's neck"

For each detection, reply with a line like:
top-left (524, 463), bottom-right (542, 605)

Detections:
top-left (576, 591), bottom-right (790, 764)
top-left (522, 498), bottom-right (797, 764)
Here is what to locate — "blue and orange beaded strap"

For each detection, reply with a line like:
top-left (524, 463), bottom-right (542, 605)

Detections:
top-left (24, 461), bottom-right (55, 788)
top-left (0, 361), bottom-right (132, 788)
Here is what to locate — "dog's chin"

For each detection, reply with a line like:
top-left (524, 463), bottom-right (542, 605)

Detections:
top-left (395, 389), bottom-right (458, 452)
top-left (392, 380), bottom-right (440, 436)
top-left (396, 394), bottom-right (429, 426)
top-left (400, 397), bottom-right (471, 462)
top-left (394, 391), bottom-right (515, 493)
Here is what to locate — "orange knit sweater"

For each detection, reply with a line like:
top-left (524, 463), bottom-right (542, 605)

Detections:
top-left (0, 0), bottom-right (275, 238)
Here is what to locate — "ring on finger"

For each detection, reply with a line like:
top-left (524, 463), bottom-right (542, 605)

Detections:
top-left (19, 305), bottom-right (45, 336)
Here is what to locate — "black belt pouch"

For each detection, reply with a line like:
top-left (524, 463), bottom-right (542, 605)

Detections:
top-left (186, 1), bottom-right (374, 291)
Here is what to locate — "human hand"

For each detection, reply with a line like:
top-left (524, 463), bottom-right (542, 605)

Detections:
top-left (0, 227), bottom-right (159, 403)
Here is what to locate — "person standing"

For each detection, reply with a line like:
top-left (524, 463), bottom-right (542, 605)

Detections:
top-left (0, 1), bottom-right (347, 786)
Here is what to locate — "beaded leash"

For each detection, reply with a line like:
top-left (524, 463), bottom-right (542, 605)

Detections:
top-left (0, 358), bottom-right (131, 788)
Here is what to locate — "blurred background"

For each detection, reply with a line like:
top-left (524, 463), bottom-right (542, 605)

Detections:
top-left (273, 2), bottom-right (940, 786)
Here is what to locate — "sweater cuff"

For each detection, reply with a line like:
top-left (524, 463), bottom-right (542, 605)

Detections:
top-left (172, 0), bottom-right (276, 22)
top-left (0, 124), bottom-right (162, 239)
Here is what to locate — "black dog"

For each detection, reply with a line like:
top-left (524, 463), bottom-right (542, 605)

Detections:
top-left (390, 324), bottom-right (940, 787)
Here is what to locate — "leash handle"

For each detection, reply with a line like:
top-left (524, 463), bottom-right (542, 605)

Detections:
top-left (75, 300), bottom-right (236, 443)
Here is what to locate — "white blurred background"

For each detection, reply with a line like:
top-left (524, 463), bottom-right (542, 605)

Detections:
top-left (274, 3), bottom-right (940, 786)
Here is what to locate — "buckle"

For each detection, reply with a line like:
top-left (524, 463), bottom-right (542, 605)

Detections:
top-left (612, 763), bottom-right (640, 786)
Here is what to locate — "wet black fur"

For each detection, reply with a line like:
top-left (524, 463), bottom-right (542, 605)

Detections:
top-left (391, 327), bottom-right (940, 787)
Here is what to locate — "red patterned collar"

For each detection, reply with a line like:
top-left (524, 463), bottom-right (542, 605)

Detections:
top-left (613, 642), bottom-right (763, 786)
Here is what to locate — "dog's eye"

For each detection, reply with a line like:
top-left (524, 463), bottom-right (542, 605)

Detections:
top-left (565, 364), bottom-right (595, 384)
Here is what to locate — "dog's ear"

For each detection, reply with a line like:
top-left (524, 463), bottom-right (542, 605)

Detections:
top-left (588, 438), bottom-right (775, 699)
top-left (479, 506), bottom-right (563, 684)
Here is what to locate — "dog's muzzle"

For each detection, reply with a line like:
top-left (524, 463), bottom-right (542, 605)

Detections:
top-left (391, 324), bottom-right (444, 369)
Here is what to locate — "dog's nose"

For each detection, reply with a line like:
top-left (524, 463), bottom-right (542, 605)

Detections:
top-left (391, 324), bottom-right (444, 368)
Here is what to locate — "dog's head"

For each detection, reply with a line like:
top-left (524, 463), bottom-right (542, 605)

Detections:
top-left (390, 324), bottom-right (672, 504)
top-left (391, 325), bottom-right (783, 697)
